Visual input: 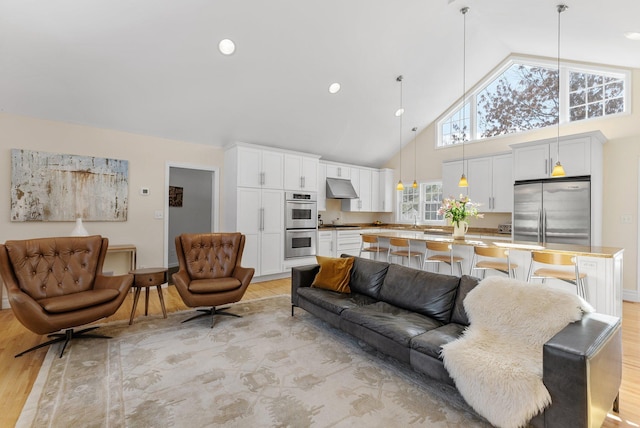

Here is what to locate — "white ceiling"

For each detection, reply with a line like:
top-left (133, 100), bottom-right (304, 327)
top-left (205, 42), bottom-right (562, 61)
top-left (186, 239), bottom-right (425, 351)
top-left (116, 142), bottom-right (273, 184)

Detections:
top-left (2, 0), bottom-right (639, 167)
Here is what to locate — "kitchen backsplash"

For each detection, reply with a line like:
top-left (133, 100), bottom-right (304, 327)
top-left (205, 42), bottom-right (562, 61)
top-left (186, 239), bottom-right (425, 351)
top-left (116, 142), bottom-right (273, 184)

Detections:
top-left (320, 199), bottom-right (511, 228)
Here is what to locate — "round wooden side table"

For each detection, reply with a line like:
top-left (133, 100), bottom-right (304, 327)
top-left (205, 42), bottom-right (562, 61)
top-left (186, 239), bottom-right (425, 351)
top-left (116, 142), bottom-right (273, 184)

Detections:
top-left (128, 267), bottom-right (168, 325)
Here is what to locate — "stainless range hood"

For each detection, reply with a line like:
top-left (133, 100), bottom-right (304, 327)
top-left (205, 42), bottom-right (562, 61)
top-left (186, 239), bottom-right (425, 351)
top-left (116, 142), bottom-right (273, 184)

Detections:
top-left (326, 177), bottom-right (358, 199)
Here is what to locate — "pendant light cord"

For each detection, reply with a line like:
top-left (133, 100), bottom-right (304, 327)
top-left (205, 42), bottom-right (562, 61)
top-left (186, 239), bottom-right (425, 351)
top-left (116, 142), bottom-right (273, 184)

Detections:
top-left (462, 7), bottom-right (467, 153)
top-left (556, 5), bottom-right (567, 163)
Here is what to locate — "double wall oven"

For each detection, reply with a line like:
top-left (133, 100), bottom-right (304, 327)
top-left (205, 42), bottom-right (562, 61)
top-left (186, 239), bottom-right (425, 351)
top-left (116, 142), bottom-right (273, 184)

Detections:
top-left (285, 192), bottom-right (317, 259)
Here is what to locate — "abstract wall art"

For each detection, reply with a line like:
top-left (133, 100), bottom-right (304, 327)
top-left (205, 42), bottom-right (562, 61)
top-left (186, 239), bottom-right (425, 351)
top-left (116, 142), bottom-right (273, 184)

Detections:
top-left (11, 149), bottom-right (129, 222)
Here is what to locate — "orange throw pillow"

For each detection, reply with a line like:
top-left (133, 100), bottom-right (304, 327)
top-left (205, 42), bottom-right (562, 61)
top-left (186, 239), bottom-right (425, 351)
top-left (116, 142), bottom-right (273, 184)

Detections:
top-left (311, 256), bottom-right (355, 293)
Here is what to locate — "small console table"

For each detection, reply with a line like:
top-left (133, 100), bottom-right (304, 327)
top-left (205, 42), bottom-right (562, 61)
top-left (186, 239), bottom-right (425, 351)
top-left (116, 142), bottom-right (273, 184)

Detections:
top-left (128, 267), bottom-right (168, 325)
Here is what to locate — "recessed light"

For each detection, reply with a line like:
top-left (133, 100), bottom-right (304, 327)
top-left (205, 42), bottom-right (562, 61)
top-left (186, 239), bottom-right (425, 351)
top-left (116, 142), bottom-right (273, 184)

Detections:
top-left (218, 39), bottom-right (236, 55)
top-left (624, 32), bottom-right (640, 41)
top-left (328, 83), bottom-right (341, 94)
top-left (395, 108), bottom-right (405, 117)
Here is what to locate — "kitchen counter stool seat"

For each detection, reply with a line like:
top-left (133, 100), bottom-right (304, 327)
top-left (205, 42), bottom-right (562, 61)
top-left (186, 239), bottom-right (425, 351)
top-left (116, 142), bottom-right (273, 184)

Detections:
top-left (527, 251), bottom-right (588, 300)
top-left (359, 235), bottom-right (389, 261)
top-left (423, 241), bottom-right (464, 276)
top-left (470, 246), bottom-right (518, 279)
top-left (387, 238), bottom-right (423, 268)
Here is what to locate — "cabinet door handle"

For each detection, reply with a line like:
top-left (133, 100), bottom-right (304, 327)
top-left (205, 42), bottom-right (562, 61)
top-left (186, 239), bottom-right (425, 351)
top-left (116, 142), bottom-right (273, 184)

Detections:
top-left (260, 208), bottom-right (265, 231)
top-left (260, 172), bottom-right (265, 186)
top-left (544, 159), bottom-right (548, 175)
top-left (301, 176), bottom-right (305, 188)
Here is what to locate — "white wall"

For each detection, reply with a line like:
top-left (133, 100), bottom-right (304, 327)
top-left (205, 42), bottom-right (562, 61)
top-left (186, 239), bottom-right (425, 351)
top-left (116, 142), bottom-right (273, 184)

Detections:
top-left (0, 113), bottom-right (225, 270)
top-left (385, 68), bottom-right (640, 298)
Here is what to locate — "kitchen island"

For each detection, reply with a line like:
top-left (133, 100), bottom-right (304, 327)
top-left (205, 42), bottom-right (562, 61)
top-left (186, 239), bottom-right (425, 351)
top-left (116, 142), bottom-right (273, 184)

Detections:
top-left (359, 230), bottom-right (624, 317)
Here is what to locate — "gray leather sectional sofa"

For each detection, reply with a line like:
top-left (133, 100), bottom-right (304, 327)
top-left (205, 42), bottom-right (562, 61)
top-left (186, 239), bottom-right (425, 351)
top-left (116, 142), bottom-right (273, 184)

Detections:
top-left (291, 256), bottom-right (622, 428)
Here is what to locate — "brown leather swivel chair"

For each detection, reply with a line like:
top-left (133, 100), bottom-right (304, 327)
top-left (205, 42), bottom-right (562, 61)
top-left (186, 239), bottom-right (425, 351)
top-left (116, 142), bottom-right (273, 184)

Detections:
top-left (0, 235), bottom-right (133, 357)
top-left (173, 233), bottom-right (254, 327)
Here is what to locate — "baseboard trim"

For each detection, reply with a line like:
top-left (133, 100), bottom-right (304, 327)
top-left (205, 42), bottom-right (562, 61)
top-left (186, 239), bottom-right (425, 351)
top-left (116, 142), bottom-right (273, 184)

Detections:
top-left (623, 289), bottom-right (639, 303)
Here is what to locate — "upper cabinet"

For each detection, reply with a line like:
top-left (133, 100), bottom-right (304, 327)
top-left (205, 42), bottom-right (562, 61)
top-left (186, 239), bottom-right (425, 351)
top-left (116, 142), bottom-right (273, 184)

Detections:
top-left (466, 153), bottom-right (513, 212)
top-left (232, 146), bottom-right (284, 189)
top-left (510, 131), bottom-right (605, 181)
top-left (341, 167), bottom-right (372, 212)
top-left (325, 164), bottom-right (350, 179)
top-left (442, 160), bottom-right (465, 201)
top-left (284, 154), bottom-right (319, 191)
top-left (379, 169), bottom-right (394, 213)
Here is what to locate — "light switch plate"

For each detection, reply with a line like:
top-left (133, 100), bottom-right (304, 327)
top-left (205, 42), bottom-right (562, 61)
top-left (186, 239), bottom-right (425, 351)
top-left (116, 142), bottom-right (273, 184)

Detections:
top-left (154, 210), bottom-right (163, 219)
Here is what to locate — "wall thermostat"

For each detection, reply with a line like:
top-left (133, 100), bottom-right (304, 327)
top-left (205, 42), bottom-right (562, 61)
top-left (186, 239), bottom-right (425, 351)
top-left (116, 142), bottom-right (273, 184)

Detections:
top-left (140, 187), bottom-right (150, 196)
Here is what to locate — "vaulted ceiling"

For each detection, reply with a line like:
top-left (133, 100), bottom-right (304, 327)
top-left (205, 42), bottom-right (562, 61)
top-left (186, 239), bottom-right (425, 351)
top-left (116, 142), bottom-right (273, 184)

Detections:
top-left (2, 0), bottom-right (639, 167)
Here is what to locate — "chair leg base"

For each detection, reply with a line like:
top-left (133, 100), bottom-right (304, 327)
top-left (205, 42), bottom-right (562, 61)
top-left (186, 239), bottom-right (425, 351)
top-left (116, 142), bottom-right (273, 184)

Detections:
top-left (15, 326), bottom-right (111, 358)
top-left (182, 306), bottom-right (242, 328)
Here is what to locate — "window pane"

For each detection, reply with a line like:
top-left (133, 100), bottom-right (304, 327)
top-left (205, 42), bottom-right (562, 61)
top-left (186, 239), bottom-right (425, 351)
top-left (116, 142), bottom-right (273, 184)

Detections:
top-left (605, 98), bottom-right (624, 115)
top-left (588, 103), bottom-right (603, 118)
top-left (570, 106), bottom-right (586, 121)
top-left (477, 64), bottom-right (558, 139)
top-left (420, 183), bottom-right (443, 222)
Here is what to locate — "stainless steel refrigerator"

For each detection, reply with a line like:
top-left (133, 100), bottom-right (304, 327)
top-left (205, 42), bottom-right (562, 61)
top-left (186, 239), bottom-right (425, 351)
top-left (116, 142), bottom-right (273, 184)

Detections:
top-left (513, 176), bottom-right (590, 246)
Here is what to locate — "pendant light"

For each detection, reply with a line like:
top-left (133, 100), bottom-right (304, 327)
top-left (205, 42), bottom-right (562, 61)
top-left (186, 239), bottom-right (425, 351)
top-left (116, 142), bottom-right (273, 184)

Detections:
top-left (458, 7), bottom-right (469, 188)
top-left (412, 127), bottom-right (418, 188)
top-left (551, 4), bottom-right (568, 177)
top-left (396, 75), bottom-right (405, 191)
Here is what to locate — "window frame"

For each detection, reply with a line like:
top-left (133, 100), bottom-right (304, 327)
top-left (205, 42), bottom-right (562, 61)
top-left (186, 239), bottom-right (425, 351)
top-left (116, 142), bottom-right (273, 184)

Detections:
top-left (396, 181), bottom-right (445, 225)
top-left (436, 55), bottom-right (631, 148)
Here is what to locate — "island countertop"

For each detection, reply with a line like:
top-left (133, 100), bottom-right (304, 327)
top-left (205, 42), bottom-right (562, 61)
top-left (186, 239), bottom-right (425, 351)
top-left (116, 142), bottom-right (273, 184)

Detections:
top-left (362, 230), bottom-right (624, 259)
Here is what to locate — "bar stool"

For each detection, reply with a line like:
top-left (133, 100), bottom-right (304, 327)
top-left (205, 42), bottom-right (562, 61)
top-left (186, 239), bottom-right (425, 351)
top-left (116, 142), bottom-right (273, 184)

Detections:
top-left (387, 238), bottom-right (423, 268)
top-left (470, 246), bottom-right (518, 279)
top-left (423, 241), bottom-right (464, 276)
top-left (359, 235), bottom-right (389, 261)
top-left (526, 251), bottom-right (588, 300)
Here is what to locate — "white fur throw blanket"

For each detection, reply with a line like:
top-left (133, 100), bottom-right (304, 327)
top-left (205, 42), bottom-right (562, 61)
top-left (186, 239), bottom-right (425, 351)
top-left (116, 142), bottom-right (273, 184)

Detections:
top-left (441, 276), bottom-right (593, 428)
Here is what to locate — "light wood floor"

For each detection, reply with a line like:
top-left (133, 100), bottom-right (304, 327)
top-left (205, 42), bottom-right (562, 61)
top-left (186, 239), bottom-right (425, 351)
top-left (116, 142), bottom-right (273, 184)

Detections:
top-left (0, 279), bottom-right (638, 427)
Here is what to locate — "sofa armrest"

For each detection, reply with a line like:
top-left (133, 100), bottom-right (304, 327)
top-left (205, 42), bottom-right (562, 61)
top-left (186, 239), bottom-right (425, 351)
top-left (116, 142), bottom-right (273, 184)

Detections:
top-left (291, 264), bottom-right (320, 308)
top-left (538, 312), bottom-right (622, 428)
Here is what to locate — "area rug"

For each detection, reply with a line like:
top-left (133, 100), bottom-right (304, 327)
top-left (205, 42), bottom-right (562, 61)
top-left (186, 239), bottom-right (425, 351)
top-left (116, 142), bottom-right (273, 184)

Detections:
top-left (19, 295), bottom-right (490, 427)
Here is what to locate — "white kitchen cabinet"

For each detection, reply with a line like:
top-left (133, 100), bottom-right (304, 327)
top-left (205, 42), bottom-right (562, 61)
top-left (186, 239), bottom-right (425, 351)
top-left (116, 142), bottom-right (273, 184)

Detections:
top-left (232, 146), bottom-right (283, 189)
top-left (442, 160), bottom-right (466, 200)
top-left (317, 230), bottom-right (336, 257)
top-left (284, 154), bottom-right (319, 191)
top-left (379, 169), bottom-right (394, 213)
top-left (511, 132), bottom-right (604, 181)
top-left (371, 170), bottom-right (381, 212)
top-left (336, 229), bottom-right (362, 257)
top-left (318, 163), bottom-right (327, 211)
top-left (236, 188), bottom-right (283, 276)
top-left (467, 153), bottom-right (513, 212)
top-left (342, 168), bottom-right (372, 212)
top-left (325, 163), bottom-right (351, 179)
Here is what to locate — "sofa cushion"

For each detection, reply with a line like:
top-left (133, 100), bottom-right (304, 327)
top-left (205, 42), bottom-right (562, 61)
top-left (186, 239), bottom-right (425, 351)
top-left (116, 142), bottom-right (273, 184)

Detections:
top-left (378, 264), bottom-right (460, 323)
top-left (449, 275), bottom-right (480, 325)
top-left (297, 287), bottom-right (377, 315)
top-left (312, 256), bottom-right (354, 293)
top-left (410, 323), bottom-right (467, 360)
top-left (341, 301), bottom-right (443, 347)
top-left (344, 255), bottom-right (389, 299)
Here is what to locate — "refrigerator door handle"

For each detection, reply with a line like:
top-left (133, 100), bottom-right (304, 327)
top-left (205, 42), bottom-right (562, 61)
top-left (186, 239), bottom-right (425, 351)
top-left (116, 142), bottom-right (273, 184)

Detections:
top-left (542, 209), bottom-right (547, 243)
top-left (537, 209), bottom-right (542, 243)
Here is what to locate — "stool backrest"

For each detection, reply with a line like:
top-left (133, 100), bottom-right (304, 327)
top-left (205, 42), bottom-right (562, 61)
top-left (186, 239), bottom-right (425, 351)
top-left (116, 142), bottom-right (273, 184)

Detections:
top-left (389, 238), bottom-right (410, 248)
top-left (362, 235), bottom-right (378, 244)
top-left (531, 251), bottom-right (576, 266)
top-left (426, 241), bottom-right (452, 252)
top-left (474, 246), bottom-right (509, 259)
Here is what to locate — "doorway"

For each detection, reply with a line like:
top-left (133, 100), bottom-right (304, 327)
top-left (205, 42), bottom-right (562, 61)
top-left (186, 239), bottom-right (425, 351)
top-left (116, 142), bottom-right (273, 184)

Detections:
top-left (165, 164), bottom-right (219, 270)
